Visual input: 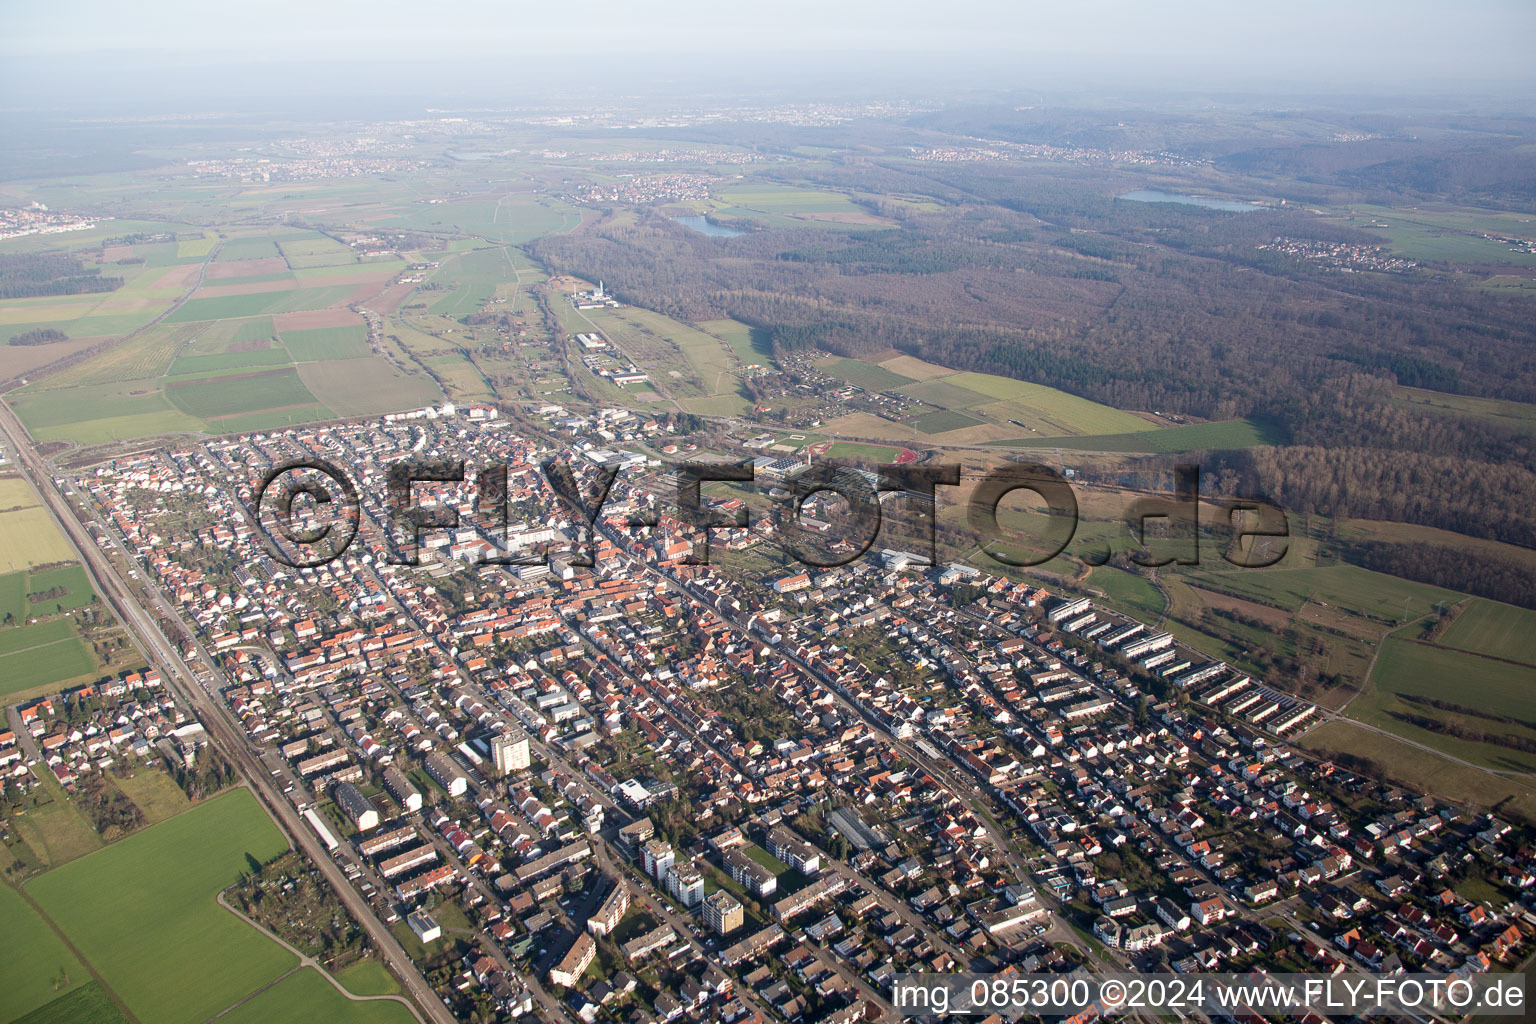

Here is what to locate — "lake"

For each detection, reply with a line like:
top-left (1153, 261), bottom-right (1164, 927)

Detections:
top-left (1117, 189), bottom-right (1259, 213)
top-left (674, 215), bottom-right (747, 238)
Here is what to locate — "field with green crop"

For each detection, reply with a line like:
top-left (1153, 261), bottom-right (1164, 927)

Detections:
top-left (169, 347), bottom-right (291, 376)
top-left (214, 237), bottom-right (282, 261)
top-left (0, 619), bottom-right (97, 697)
top-left (1086, 566), bottom-right (1168, 623)
top-left (280, 325), bottom-right (370, 361)
top-left (0, 569), bottom-right (25, 621)
top-left (0, 883), bottom-right (90, 1023)
top-left (1439, 600), bottom-right (1536, 666)
top-left (1183, 564), bottom-right (1458, 624)
top-left (165, 367), bottom-right (325, 419)
top-left (820, 357), bottom-right (915, 391)
top-left (23, 565), bottom-right (94, 614)
top-left (9, 982), bottom-right (128, 1024)
top-left (334, 958), bottom-right (401, 997)
top-left (1351, 638), bottom-right (1536, 772)
top-left (215, 967), bottom-right (416, 1024)
top-left (910, 410), bottom-right (983, 434)
top-left (164, 284), bottom-right (357, 323)
top-left (295, 358), bottom-right (441, 418)
top-left (26, 789), bottom-right (294, 1024)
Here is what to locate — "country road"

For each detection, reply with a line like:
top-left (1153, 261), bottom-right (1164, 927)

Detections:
top-left (0, 398), bottom-right (456, 1024)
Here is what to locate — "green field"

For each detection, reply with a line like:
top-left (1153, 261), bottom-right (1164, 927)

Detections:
top-left (820, 357), bottom-right (915, 391)
top-left (280, 325), bottom-right (370, 361)
top-left (294, 358), bottom-right (441, 418)
top-left (0, 619), bottom-right (95, 697)
top-left (712, 185), bottom-right (879, 229)
top-left (1184, 564), bottom-right (1458, 624)
top-left (1352, 638), bottom-right (1536, 772)
top-left (910, 409), bottom-right (983, 434)
top-left (699, 319), bottom-right (774, 365)
top-left (8, 380), bottom-right (206, 445)
top-left (26, 789), bottom-right (294, 1024)
top-left (947, 371), bottom-right (1153, 435)
top-left (216, 967), bottom-right (415, 1024)
top-left (1086, 566), bottom-right (1168, 623)
top-left (165, 367), bottom-right (325, 419)
top-left (824, 442), bottom-right (905, 462)
top-left (991, 417), bottom-right (1286, 453)
top-left (277, 235), bottom-right (360, 269)
top-left (899, 378), bottom-right (993, 409)
top-left (1439, 600), bottom-right (1536, 666)
top-left (9, 983), bottom-right (128, 1024)
top-left (334, 958), bottom-right (401, 997)
top-left (1349, 209), bottom-right (1536, 267)
top-left (0, 569), bottom-right (25, 622)
top-left (169, 347), bottom-right (292, 376)
top-left (214, 237), bottom-right (283, 261)
top-left (164, 284), bottom-right (357, 324)
top-left (743, 844), bottom-right (791, 876)
top-left (0, 883), bottom-right (91, 1023)
top-left (1392, 386), bottom-right (1536, 438)
top-left (24, 565), bottom-right (95, 615)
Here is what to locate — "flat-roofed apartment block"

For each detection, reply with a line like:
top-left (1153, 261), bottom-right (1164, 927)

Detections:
top-left (703, 889), bottom-right (744, 936)
top-left (491, 729), bottom-right (531, 774)
top-left (667, 862), bottom-right (705, 907)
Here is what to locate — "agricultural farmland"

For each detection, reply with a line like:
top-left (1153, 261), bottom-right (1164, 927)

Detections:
top-left (0, 883), bottom-right (90, 1024)
top-left (25, 790), bottom-right (295, 1024)
top-left (1438, 599), bottom-right (1536, 667)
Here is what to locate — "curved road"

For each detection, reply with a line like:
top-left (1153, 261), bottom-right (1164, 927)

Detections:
top-left (215, 892), bottom-right (425, 1021)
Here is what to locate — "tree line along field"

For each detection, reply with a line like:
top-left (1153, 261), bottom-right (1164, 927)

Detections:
top-left (18, 788), bottom-right (410, 1024)
top-left (1350, 638), bottom-right (1536, 774)
top-left (1438, 599), bottom-right (1536, 666)
top-left (815, 354), bottom-right (1158, 440)
top-left (988, 417), bottom-right (1286, 453)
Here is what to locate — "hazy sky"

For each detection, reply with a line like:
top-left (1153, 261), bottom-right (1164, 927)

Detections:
top-left (3, 0), bottom-right (1534, 107)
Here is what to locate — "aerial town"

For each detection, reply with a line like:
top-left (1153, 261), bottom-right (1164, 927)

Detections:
top-left (6, 403), bottom-right (1531, 1023)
